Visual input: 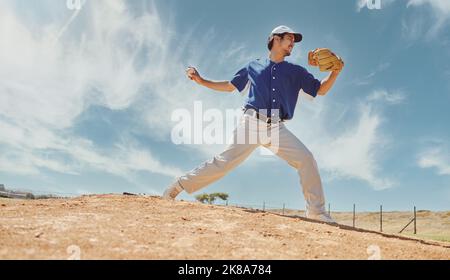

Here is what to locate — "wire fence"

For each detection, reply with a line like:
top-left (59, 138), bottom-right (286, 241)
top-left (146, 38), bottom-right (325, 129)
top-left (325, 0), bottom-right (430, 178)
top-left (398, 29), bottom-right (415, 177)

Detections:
top-left (212, 200), bottom-right (419, 235)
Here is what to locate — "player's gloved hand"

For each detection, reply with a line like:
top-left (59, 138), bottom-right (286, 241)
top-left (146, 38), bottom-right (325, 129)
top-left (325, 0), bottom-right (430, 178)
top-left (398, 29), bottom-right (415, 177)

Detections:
top-left (308, 48), bottom-right (344, 72)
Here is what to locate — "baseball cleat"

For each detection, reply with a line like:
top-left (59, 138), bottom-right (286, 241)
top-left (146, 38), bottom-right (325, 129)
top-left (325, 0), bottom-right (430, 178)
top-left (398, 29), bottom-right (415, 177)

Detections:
top-left (307, 212), bottom-right (337, 224)
top-left (162, 183), bottom-right (183, 200)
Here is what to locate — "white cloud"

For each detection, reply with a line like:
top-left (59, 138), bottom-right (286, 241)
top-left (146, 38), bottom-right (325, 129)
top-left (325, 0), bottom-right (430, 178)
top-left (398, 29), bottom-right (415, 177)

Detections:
top-left (352, 62), bottom-right (390, 86)
top-left (357, 0), bottom-right (450, 37)
top-left (0, 117), bottom-right (183, 178)
top-left (0, 0), bottom-right (187, 182)
top-left (401, 13), bottom-right (426, 41)
top-left (317, 104), bottom-right (393, 190)
top-left (407, 0), bottom-right (450, 16)
top-left (289, 95), bottom-right (395, 190)
top-left (0, 0), bottom-right (154, 128)
top-left (405, 0), bottom-right (450, 38)
top-left (0, 0), bottom-right (259, 189)
top-left (367, 89), bottom-right (406, 104)
top-left (417, 146), bottom-right (450, 175)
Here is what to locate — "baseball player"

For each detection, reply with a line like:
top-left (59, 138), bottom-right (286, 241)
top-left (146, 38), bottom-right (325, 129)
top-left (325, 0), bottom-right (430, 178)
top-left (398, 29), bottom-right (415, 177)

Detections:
top-left (163, 25), bottom-right (343, 223)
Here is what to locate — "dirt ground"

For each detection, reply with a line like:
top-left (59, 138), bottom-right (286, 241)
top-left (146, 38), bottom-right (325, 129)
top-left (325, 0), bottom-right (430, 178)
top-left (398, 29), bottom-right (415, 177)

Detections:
top-left (0, 195), bottom-right (449, 260)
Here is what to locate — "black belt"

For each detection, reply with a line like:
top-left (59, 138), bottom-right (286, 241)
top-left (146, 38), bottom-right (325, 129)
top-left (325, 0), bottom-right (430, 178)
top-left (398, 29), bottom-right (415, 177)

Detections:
top-left (243, 107), bottom-right (285, 124)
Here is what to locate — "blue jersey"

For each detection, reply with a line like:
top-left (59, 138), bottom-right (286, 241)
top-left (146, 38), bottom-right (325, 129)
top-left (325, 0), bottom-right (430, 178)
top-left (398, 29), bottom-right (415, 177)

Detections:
top-left (231, 58), bottom-right (321, 120)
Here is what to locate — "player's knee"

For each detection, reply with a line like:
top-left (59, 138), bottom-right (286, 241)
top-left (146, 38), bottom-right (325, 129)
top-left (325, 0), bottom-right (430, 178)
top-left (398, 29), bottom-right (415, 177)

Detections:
top-left (306, 152), bottom-right (319, 166)
top-left (292, 151), bottom-right (317, 170)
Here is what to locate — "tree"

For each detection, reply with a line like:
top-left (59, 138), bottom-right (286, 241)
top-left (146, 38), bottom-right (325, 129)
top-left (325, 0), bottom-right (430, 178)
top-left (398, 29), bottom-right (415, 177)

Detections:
top-left (195, 192), bottom-right (229, 204)
top-left (214, 192), bottom-right (229, 201)
top-left (195, 193), bottom-right (210, 204)
top-left (25, 193), bottom-right (35, 200)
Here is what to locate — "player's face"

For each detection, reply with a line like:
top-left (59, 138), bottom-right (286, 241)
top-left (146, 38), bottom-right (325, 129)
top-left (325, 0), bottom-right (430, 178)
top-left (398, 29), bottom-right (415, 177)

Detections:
top-left (280, 34), bottom-right (295, 56)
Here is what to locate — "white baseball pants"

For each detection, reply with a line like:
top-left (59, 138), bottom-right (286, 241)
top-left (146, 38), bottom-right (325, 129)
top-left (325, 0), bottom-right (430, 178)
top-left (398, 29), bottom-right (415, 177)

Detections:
top-left (170, 112), bottom-right (327, 216)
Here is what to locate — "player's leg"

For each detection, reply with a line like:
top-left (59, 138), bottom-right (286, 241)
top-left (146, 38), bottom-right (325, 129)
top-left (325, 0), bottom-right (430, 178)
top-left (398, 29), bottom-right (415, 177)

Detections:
top-left (163, 114), bottom-right (260, 199)
top-left (264, 123), bottom-right (334, 223)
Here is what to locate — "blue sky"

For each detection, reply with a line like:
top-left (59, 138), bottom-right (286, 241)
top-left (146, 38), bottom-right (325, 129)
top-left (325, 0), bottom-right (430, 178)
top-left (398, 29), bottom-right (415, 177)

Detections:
top-left (0, 0), bottom-right (449, 211)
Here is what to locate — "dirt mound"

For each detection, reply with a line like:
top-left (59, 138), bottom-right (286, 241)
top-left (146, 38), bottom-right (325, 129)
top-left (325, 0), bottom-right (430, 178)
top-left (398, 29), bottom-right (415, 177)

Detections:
top-left (0, 195), bottom-right (449, 260)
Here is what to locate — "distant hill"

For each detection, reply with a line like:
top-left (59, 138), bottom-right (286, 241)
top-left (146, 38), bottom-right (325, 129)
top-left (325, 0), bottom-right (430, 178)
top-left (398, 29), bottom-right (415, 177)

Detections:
top-left (0, 185), bottom-right (35, 199)
top-left (0, 184), bottom-right (65, 200)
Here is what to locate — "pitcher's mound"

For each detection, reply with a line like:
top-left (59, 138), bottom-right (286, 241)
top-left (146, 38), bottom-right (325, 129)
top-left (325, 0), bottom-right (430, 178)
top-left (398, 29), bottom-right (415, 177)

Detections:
top-left (0, 195), bottom-right (449, 259)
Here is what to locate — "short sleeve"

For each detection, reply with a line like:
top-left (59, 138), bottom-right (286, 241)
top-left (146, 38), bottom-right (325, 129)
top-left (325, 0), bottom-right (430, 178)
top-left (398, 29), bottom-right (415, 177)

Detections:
top-left (230, 65), bottom-right (249, 92)
top-left (298, 66), bottom-right (321, 98)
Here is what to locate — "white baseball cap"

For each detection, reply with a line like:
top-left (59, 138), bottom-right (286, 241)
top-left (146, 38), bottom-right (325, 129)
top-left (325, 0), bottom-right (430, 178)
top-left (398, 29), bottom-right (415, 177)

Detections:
top-left (269, 25), bottom-right (302, 42)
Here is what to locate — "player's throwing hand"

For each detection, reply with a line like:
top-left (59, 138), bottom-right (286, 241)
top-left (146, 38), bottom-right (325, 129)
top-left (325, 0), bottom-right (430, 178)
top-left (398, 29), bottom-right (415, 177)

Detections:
top-left (186, 67), bottom-right (203, 84)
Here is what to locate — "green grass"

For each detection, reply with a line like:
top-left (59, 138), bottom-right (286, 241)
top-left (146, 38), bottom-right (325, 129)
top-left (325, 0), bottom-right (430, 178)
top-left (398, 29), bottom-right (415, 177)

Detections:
top-left (403, 233), bottom-right (450, 243)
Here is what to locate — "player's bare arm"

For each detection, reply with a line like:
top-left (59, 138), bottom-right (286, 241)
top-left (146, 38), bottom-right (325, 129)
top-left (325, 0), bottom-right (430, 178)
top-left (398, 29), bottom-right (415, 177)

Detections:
top-left (186, 67), bottom-right (236, 93)
top-left (317, 70), bottom-right (341, 96)
top-left (307, 48), bottom-right (344, 96)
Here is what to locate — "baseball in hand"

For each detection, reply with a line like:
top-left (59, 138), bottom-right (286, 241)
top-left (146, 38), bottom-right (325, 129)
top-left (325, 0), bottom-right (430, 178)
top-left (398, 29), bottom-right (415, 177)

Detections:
top-left (186, 67), bottom-right (197, 80)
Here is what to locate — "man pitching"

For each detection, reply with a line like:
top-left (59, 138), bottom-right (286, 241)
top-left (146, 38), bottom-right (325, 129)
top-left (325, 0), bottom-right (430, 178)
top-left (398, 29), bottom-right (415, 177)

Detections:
top-left (163, 25), bottom-right (343, 223)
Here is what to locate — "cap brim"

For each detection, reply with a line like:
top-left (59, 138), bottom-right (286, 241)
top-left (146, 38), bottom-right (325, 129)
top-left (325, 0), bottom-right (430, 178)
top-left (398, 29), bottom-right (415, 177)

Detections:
top-left (269, 32), bottom-right (303, 43)
top-left (294, 33), bottom-right (302, 43)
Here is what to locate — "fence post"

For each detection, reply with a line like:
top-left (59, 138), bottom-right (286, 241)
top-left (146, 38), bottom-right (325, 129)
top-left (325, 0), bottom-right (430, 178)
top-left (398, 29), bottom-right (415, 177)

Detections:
top-left (263, 201), bottom-right (265, 212)
top-left (353, 204), bottom-right (356, 228)
top-left (414, 206), bottom-right (416, 234)
top-left (226, 200), bottom-right (228, 206)
top-left (328, 203), bottom-right (330, 216)
top-left (282, 203), bottom-right (285, 215)
top-left (380, 205), bottom-right (383, 232)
